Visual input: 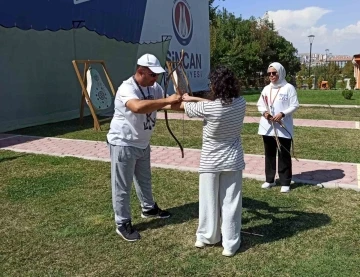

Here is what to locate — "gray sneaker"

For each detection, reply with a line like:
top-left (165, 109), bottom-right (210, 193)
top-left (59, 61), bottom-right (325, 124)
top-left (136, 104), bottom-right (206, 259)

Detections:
top-left (141, 203), bottom-right (171, 219)
top-left (116, 221), bottom-right (141, 242)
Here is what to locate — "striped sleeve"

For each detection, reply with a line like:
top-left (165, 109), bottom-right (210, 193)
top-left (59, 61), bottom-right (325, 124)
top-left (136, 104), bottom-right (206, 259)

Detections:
top-left (184, 102), bottom-right (206, 118)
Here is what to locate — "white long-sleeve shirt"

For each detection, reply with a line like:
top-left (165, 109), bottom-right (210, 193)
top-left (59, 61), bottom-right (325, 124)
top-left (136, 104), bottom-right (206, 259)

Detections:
top-left (257, 83), bottom-right (299, 138)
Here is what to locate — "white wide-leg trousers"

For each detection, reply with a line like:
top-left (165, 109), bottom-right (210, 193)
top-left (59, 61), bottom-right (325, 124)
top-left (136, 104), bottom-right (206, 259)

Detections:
top-left (196, 170), bottom-right (243, 253)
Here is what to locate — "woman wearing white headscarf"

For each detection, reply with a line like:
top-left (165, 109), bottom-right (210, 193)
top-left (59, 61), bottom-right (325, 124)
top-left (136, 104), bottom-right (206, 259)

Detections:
top-left (256, 62), bottom-right (299, 193)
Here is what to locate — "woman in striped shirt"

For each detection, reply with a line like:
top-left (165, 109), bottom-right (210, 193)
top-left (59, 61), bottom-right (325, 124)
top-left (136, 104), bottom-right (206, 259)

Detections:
top-left (170, 65), bottom-right (246, 257)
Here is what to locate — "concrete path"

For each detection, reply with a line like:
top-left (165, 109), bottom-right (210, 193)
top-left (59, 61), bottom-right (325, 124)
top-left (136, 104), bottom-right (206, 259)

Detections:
top-left (0, 134), bottom-right (359, 191)
top-left (157, 113), bottom-right (360, 129)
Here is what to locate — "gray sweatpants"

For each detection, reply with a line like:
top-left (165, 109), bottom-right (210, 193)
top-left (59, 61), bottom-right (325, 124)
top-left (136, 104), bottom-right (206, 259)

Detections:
top-left (196, 171), bottom-right (243, 253)
top-left (109, 144), bottom-right (155, 225)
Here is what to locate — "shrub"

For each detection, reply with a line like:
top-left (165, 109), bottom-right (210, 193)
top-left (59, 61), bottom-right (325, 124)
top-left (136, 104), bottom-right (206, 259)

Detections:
top-left (342, 90), bottom-right (353, 100)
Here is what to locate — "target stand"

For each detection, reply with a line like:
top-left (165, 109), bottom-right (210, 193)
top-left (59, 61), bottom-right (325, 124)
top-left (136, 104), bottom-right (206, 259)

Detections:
top-left (72, 60), bottom-right (116, 131)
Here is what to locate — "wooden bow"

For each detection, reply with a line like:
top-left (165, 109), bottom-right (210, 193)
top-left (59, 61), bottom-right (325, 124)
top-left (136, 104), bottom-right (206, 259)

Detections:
top-left (262, 95), bottom-right (298, 161)
top-left (263, 95), bottom-right (282, 152)
top-left (163, 50), bottom-right (188, 158)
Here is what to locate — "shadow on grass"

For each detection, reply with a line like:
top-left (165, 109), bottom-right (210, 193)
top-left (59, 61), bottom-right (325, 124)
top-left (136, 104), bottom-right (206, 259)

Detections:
top-left (239, 197), bottom-right (331, 252)
top-left (289, 182), bottom-right (316, 189)
top-left (5, 115), bottom-right (110, 138)
top-left (135, 201), bottom-right (199, 232)
top-left (136, 197), bottom-right (331, 251)
top-left (293, 169), bottom-right (345, 184)
top-left (0, 153), bottom-right (27, 163)
top-left (0, 116), bottom-right (110, 148)
top-left (0, 151), bottom-right (27, 163)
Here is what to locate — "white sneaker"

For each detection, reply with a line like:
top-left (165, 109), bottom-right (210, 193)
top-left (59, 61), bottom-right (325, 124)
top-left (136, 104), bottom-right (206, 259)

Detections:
top-left (280, 186), bottom-right (290, 193)
top-left (222, 249), bottom-right (236, 257)
top-left (261, 182), bottom-right (276, 189)
top-left (195, 241), bottom-right (206, 248)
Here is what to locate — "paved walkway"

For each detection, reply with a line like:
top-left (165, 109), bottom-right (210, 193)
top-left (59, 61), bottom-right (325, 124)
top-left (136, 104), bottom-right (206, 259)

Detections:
top-left (0, 134), bottom-right (359, 191)
top-left (158, 113), bottom-right (360, 129)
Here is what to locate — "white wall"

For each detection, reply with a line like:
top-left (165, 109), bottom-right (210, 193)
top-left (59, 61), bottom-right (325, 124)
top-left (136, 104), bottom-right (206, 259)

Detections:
top-left (140, 0), bottom-right (210, 93)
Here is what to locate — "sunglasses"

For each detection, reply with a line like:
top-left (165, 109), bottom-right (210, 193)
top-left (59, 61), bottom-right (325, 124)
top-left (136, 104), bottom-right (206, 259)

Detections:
top-left (148, 72), bottom-right (159, 78)
top-left (267, 72), bottom-right (278, 76)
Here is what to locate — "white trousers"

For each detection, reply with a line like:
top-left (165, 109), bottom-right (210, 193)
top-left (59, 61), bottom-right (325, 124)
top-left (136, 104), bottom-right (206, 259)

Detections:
top-left (196, 170), bottom-right (243, 252)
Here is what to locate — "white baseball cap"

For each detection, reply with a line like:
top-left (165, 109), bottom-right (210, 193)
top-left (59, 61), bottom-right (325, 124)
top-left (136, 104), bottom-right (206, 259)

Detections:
top-left (137, 53), bottom-right (166, 74)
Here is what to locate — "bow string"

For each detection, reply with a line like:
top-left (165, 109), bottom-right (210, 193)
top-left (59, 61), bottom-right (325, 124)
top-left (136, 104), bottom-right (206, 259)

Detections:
top-left (261, 94), bottom-right (298, 161)
top-left (163, 50), bottom-right (186, 158)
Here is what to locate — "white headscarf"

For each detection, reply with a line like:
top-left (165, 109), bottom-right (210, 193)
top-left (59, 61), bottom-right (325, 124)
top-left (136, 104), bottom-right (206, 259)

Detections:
top-left (268, 62), bottom-right (288, 89)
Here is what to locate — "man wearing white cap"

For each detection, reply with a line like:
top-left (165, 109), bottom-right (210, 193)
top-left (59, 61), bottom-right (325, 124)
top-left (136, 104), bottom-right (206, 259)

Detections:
top-left (107, 53), bottom-right (181, 242)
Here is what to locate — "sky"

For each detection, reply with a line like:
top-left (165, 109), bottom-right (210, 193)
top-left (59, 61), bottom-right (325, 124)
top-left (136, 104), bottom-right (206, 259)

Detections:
top-left (213, 0), bottom-right (360, 56)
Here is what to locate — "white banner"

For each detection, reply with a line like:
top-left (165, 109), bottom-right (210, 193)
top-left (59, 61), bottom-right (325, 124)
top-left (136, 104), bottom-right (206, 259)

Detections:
top-left (140, 0), bottom-right (210, 93)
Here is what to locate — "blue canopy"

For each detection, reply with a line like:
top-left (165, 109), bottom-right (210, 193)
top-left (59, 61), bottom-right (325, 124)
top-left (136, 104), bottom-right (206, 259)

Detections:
top-left (0, 0), bottom-right (147, 42)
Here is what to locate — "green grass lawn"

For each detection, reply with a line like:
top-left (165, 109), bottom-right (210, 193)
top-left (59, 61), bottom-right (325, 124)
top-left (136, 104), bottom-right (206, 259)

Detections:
top-left (243, 89), bottom-right (360, 105)
top-left (1, 150), bottom-right (359, 276)
top-left (245, 105), bottom-right (359, 121)
top-left (168, 105), bottom-right (359, 121)
top-left (10, 117), bottom-right (360, 163)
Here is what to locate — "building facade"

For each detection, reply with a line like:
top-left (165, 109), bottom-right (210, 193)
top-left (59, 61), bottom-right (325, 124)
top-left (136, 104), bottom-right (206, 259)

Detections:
top-left (298, 53), bottom-right (352, 68)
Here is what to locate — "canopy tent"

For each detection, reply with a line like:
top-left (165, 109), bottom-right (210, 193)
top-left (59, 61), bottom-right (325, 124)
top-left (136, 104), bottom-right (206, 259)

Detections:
top-left (0, 0), bottom-right (147, 42)
top-left (0, 0), bottom-right (171, 132)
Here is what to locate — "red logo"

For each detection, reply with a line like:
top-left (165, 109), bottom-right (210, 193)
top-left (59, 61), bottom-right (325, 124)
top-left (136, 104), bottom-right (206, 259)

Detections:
top-left (172, 0), bottom-right (193, 46)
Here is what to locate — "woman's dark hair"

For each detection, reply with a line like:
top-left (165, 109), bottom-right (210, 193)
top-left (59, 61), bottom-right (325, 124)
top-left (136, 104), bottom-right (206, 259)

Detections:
top-left (209, 65), bottom-right (240, 105)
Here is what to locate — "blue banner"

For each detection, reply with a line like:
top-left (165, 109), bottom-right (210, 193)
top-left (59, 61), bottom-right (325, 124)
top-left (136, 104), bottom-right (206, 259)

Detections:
top-left (0, 0), bottom-right (147, 42)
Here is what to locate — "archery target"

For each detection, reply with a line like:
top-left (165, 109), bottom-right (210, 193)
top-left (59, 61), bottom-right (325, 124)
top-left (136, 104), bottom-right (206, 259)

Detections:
top-left (86, 67), bottom-right (113, 110)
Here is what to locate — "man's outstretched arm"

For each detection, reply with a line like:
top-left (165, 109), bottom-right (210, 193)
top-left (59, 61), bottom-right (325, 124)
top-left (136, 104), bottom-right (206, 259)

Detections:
top-left (126, 94), bottom-right (182, 114)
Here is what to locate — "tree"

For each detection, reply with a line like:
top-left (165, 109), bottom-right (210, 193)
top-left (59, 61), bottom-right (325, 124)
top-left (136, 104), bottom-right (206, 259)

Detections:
top-left (309, 62), bottom-right (341, 81)
top-left (327, 62), bottom-right (341, 78)
top-left (298, 64), bottom-right (308, 77)
top-left (350, 76), bottom-right (356, 89)
top-left (328, 76), bottom-right (336, 89)
top-left (341, 61), bottom-right (354, 77)
top-left (317, 75), bottom-right (324, 88)
top-left (267, 35), bottom-right (301, 77)
top-left (210, 9), bottom-right (301, 81)
top-left (339, 79), bottom-right (346, 90)
top-left (307, 77), bottom-right (313, 89)
top-left (209, 0), bottom-right (225, 25)
top-left (296, 75), bottom-right (303, 89)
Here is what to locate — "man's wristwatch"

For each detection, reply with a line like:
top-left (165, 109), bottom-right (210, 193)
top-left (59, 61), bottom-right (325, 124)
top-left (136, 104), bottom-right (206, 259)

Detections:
top-left (280, 112), bottom-right (285, 118)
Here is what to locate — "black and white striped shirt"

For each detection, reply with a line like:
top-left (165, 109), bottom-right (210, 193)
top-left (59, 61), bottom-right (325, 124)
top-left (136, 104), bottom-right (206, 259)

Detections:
top-left (184, 97), bottom-right (246, 173)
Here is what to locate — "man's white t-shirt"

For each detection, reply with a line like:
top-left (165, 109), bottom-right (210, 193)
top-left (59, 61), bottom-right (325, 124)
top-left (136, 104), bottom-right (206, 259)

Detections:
top-left (107, 76), bottom-right (164, 149)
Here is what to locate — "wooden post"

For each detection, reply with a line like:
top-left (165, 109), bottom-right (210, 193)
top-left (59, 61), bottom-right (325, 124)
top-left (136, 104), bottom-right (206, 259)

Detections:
top-left (72, 60), bottom-right (115, 131)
